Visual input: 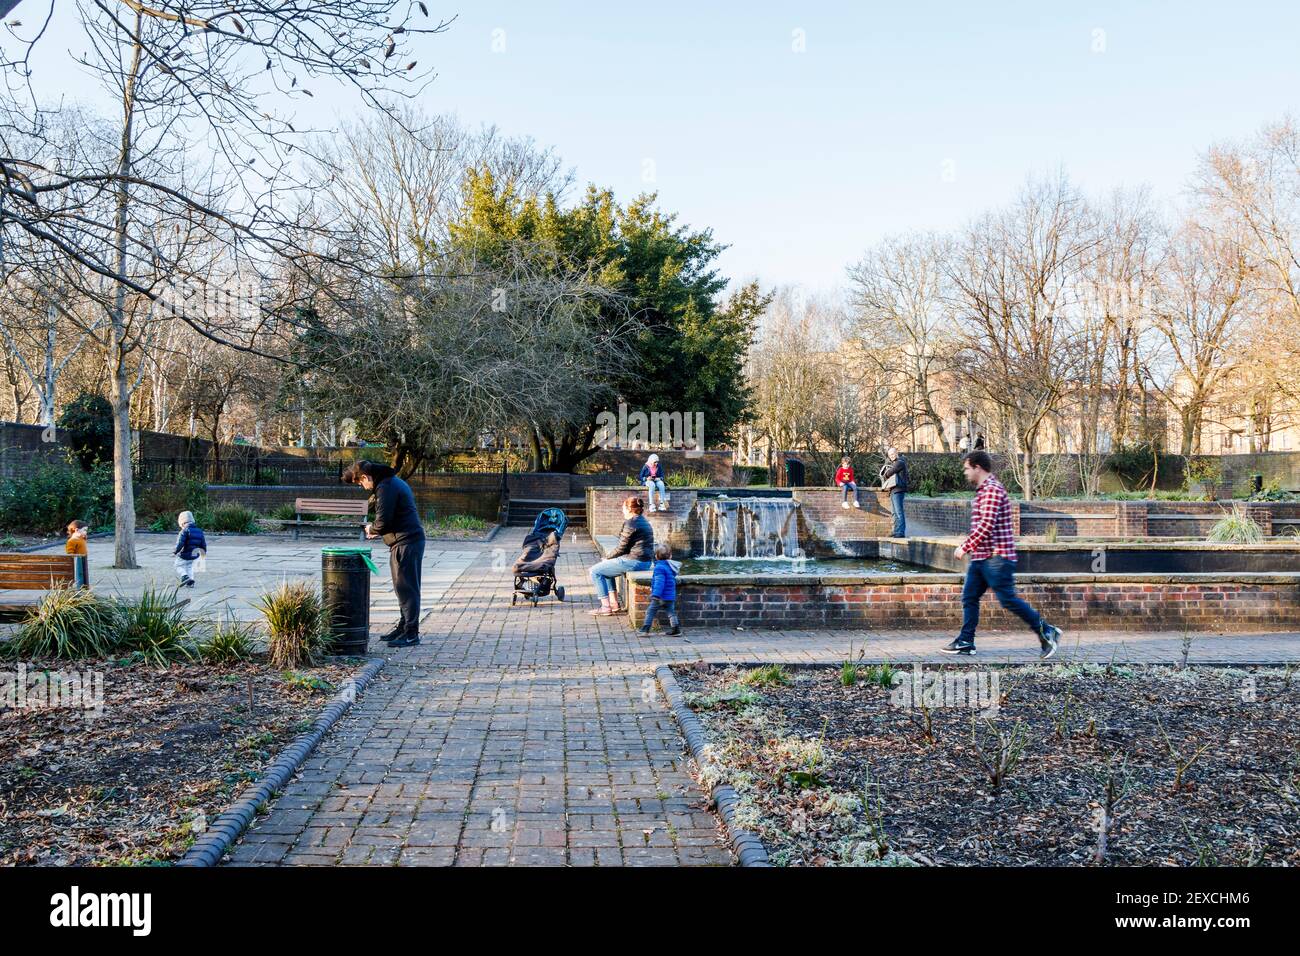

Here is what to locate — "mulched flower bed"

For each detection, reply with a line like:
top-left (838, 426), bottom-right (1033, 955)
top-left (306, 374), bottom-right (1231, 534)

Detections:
top-left (1, 658), bottom-right (357, 865)
top-left (676, 662), bottom-right (1300, 867)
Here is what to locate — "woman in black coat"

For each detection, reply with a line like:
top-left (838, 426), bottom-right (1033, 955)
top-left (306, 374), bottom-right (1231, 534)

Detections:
top-left (587, 495), bottom-right (654, 616)
top-left (350, 460), bottom-right (426, 646)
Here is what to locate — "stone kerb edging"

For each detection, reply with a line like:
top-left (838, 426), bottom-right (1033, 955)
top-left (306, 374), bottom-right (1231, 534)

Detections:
top-left (178, 656), bottom-right (387, 866)
top-left (655, 664), bottom-right (770, 867)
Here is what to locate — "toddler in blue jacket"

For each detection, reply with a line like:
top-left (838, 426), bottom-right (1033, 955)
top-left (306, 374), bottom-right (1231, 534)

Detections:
top-left (638, 542), bottom-right (681, 636)
top-left (173, 510), bottom-right (208, 588)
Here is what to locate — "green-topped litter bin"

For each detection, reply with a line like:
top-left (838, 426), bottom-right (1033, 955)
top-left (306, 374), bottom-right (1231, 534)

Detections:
top-left (321, 546), bottom-right (379, 655)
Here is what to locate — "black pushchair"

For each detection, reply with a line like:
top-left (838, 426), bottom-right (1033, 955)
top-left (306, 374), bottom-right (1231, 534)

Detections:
top-left (511, 508), bottom-right (568, 606)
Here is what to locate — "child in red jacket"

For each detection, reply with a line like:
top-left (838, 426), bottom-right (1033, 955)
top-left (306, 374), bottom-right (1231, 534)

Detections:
top-left (835, 456), bottom-right (860, 509)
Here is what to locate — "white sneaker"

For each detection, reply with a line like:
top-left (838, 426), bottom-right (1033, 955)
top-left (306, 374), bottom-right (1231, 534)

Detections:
top-left (853, 501), bottom-right (861, 508)
top-left (841, 501), bottom-right (849, 509)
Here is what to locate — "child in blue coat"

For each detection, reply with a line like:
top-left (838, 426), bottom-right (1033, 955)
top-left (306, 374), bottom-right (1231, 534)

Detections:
top-left (173, 510), bottom-right (208, 588)
top-left (638, 542), bottom-right (681, 636)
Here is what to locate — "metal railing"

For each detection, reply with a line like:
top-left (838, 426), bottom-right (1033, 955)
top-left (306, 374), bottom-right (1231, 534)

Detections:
top-left (134, 457), bottom-right (347, 486)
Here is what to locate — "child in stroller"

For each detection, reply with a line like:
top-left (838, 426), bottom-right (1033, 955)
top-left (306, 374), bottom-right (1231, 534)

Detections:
top-left (511, 508), bottom-right (569, 606)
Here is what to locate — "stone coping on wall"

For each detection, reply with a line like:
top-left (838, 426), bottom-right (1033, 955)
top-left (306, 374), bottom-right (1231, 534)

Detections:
top-left (627, 569), bottom-right (1300, 587)
top-left (600, 529), bottom-right (1300, 567)
top-left (900, 534), bottom-right (1300, 552)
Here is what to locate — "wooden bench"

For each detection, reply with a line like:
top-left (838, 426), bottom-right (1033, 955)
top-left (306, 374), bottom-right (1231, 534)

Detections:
top-left (0, 553), bottom-right (90, 622)
top-left (282, 498), bottom-right (369, 540)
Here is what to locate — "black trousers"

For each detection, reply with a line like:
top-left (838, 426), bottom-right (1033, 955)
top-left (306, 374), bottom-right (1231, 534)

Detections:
top-left (389, 536), bottom-right (425, 635)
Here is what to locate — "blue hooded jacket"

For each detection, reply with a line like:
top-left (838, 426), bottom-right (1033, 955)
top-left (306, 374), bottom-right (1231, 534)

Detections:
top-left (650, 559), bottom-right (678, 601)
top-left (174, 525), bottom-right (207, 561)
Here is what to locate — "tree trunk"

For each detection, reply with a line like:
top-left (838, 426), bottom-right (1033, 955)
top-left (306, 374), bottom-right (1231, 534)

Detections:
top-left (109, 15), bottom-right (143, 569)
top-left (529, 425), bottom-right (543, 472)
top-left (1179, 406), bottom-right (1196, 457)
top-left (110, 366), bottom-right (138, 568)
top-left (919, 387), bottom-right (950, 453)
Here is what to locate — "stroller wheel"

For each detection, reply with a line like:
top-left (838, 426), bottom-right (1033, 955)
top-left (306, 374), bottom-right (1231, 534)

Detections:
top-left (555, 585), bottom-right (565, 601)
top-left (511, 594), bottom-right (517, 606)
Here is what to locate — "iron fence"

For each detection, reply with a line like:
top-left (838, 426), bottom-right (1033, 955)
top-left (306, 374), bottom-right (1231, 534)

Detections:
top-left (134, 457), bottom-right (348, 486)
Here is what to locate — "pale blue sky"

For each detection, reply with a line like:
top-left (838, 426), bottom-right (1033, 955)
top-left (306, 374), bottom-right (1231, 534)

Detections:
top-left (22, 1), bottom-right (1300, 292)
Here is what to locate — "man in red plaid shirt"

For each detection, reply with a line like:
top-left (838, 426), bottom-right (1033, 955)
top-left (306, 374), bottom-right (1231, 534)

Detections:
top-left (941, 451), bottom-right (1063, 657)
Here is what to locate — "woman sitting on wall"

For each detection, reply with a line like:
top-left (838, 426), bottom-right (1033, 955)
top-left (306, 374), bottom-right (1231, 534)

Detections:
top-left (588, 495), bottom-right (654, 616)
top-left (639, 453), bottom-right (669, 511)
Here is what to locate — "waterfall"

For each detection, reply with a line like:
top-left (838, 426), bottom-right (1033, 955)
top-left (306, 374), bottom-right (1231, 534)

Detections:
top-left (696, 498), bottom-right (802, 559)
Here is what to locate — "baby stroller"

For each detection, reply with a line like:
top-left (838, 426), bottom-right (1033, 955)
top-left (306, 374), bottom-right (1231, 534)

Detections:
top-left (512, 508), bottom-right (568, 606)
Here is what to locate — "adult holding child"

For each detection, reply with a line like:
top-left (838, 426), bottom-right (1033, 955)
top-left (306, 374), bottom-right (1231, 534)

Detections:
top-left (588, 495), bottom-right (654, 616)
top-left (879, 446), bottom-right (909, 538)
top-left (347, 460), bottom-right (426, 647)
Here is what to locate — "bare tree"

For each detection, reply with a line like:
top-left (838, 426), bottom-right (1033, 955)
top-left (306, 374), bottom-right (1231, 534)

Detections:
top-left (949, 175), bottom-right (1098, 499)
top-left (1, 2), bottom-right (451, 566)
top-left (1148, 219), bottom-right (1252, 455)
top-left (746, 287), bottom-right (837, 464)
top-left (297, 243), bottom-right (632, 476)
top-left (847, 233), bottom-right (956, 451)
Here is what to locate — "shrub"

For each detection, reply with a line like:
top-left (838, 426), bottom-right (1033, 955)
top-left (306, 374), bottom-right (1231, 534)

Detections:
top-left (198, 618), bottom-right (258, 664)
top-left (1251, 478), bottom-right (1293, 502)
top-left (666, 469), bottom-right (713, 488)
top-left (115, 587), bottom-right (199, 666)
top-left (257, 580), bottom-right (328, 668)
top-left (266, 503), bottom-right (299, 521)
top-left (740, 664), bottom-right (791, 687)
top-left (1107, 442), bottom-right (1160, 490)
top-left (626, 468), bottom-right (713, 489)
top-left (201, 503), bottom-right (259, 534)
top-left (1207, 503), bottom-right (1263, 544)
top-left (425, 513), bottom-right (488, 533)
top-left (136, 479), bottom-right (209, 522)
top-left (0, 459), bottom-right (114, 534)
top-left (3, 585), bottom-right (121, 660)
top-left (863, 663), bottom-right (901, 689)
top-left (911, 455), bottom-right (966, 497)
top-left (1184, 456), bottom-right (1223, 499)
top-left (733, 465), bottom-right (768, 486)
top-left (57, 393), bottom-right (114, 470)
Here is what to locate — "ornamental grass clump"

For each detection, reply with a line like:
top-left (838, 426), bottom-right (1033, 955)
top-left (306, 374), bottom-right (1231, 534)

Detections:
top-left (115, 586), bottom-right (200, 666)
top-left (257, 580), bottom-right (328, 668)
top-left (5, 585), bottom-right (120, 660)
top-left (1207, 502), bottom-right (1263, 545)
top-left (197, 616), bottom-right (259, 664)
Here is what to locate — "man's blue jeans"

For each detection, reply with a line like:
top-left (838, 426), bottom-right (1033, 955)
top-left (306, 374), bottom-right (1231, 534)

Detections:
top-left (958, 556), bottom-right (1043, 645)
top-left (890, 491), bottom-right (906, 537)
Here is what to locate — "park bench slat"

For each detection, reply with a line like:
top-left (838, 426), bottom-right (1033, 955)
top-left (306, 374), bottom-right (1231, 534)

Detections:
top-left (0, 554), bottom-right (87, 596)
top-left (294, 498), bottom-right (368, 515)
top-left (0, 574), bottom-right (79, 587)
top-left (285, 498), bottom-right (368, 540)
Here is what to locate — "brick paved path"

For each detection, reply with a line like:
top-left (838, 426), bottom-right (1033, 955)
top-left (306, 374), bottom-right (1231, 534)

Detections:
top-left (228, 530), bottom-right (1300, 866)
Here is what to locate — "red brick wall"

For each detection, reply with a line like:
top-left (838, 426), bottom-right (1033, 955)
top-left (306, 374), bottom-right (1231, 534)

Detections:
top-left (202, 483), bottom-right (500, 521)
top-left (790, 489), bottom-right (892, 550)
top-left (629, 576), bottom-right (1300, 631)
